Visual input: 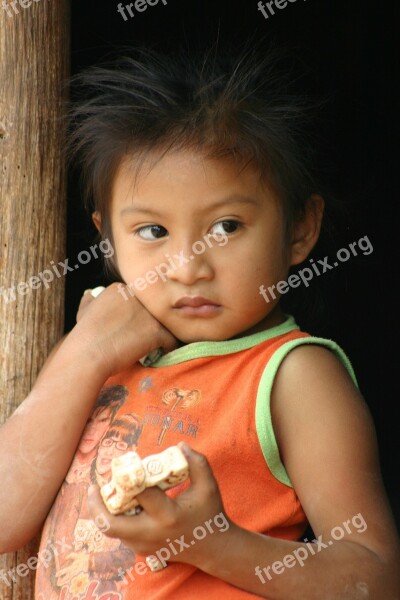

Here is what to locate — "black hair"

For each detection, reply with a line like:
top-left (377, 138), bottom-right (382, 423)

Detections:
top-left (67, 40), bottom-right (341, 331)
top-left (103, 415), bottom-right (144, 448)
top-left (94, 385), bottom-right (129, 414)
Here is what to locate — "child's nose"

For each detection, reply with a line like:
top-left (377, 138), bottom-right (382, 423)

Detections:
top-left (165, 245), bottom-right (214, 285)
top-left (86, 422), bottom-right (97, 435)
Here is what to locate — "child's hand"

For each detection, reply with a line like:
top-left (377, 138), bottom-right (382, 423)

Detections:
top-left (87, 443), bottom-right (234, 569)
top-left (72, 283), bottom-right (178, 377)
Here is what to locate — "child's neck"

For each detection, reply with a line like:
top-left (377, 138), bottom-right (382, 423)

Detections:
top-left (230, 304), bottom-right (286, 340)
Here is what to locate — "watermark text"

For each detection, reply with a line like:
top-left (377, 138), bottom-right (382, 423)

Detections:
top-left (259, 235), bottom-right (373, 304)
top-left (255, 513), bottom-right (367, 583)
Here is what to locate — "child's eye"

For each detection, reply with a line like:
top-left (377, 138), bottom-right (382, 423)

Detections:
top-left (210, 220), bottom-right (241, 236)
top-left (135, 225), bottom-right (168, 240)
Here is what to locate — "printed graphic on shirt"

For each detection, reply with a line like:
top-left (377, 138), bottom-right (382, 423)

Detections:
top-left (36, 385), bottom-right (143, 600)
top-left (156, 388), bottom-right (201, 445)
top-left (138, 376), bottom-right (153, 393)
top-left (138, 387), bottom-right (202, 447)
top-left (66, 385), bottom-right (129, 484)
top-left (35, 325), bottom-right (316, 599)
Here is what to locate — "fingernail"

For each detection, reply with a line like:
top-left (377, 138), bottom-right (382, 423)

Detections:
top-left (91, 286), bottom-right (106, 298)
top-left (179, 442), bottom-right (191, 455)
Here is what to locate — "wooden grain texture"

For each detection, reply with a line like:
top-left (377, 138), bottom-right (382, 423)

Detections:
top-left (0, 1), bottom-right (70, 598)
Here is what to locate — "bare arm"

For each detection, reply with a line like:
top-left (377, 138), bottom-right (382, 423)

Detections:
top-left (194, 346), bottom-right (400, 598)
top-left (0, 283), bottom-right (177, 553)
top-left (0, 329), bottom-right (108, 552)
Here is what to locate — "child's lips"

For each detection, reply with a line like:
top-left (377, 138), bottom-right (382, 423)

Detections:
top-left (173, 296), bottom-right (221, 316)
top-left (173, 296), bottom-right (219, 308)
top-left (81, 437), bottom-right (94, 444)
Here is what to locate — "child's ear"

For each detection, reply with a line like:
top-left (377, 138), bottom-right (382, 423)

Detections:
top-left (92, 211), bottom-right (102, 234)
top-left (290, 194), bottom-right (324, 266)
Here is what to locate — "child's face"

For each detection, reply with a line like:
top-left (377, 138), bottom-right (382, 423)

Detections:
top-left (96, 434), bottom-right (129, 476)
top-left (78, 406), bottom-right (113, 455)
top-left (109, 150), bottom-right (292, 342)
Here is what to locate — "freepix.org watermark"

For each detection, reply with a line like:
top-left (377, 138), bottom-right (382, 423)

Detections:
top-left (117, 511), bottom-right (230, 584)
top-left (257, 0), bottom-right (306, 21)
top-left (259, 235), bottom-right (373, 304)
top-left (255, 513), bottom-right (368, 583)
top-left (117, 0), bottom-right (167, 21)
top-left (0, 514), bottom-right (110, 588)
top-left (1, 0), bottom-right (49, 17)
top-left (0, 239), bottom-right (114, 304)
top-left (117, 231), bottom-right (228, 301)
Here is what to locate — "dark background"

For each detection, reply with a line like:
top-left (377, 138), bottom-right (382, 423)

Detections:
top-left (66, 0), bottom-right (399, 527)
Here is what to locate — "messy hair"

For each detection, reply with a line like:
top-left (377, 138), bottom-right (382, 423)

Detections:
top-left (94, 385), bottom-right (129, 412)
top-left (67, 42), bottom-right (328, 280)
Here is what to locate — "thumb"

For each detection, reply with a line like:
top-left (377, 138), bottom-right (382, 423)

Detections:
top-left (178, 442), bottom-right (217, 491)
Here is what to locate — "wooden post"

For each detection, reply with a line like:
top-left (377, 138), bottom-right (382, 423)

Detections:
top-left (0, 1), bottom-right (69, 598)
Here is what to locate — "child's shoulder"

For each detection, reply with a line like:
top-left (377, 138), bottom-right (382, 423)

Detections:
top-left (273, 340), bottom-right (359, 396)
top-left (271, 339), bottom-right (363, 428)
top-left (271, 340), bottom-right (375, 506)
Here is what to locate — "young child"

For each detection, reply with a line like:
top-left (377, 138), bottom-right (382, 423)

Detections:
top-left (0, 44), bottom-right (399, 600)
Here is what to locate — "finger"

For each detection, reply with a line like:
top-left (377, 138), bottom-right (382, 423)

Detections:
top-left (134, 485), bottom-right (176, 517)
top-left (158, 328), bottom-right (180, 354)
top-left (90, 286), bottom-right (106, 298)
top-left (76, 285), bottom-right (106, 321)
top-left (178, 442), bottom-right (217, 491)
top-left (76, 290), bottom-right (95, 320)
top-left (87, 485), bottom-right (123, 536)
top-left (87, 484), bottom-right (148, 539)
top-left (81, 290), bottom-right (95, 304)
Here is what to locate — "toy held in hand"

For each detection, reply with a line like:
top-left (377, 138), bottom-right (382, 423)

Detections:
top-left (100, 445), bottom-right (189, 516)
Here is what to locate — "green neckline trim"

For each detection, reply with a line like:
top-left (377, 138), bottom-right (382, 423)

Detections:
top-left (255, 337), bottom-right (358, 488)
top-left (149, 315), bottom-right (299, 367)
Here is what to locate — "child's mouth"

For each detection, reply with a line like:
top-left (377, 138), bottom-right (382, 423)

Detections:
top-left (173, 296), bottom-right (221, 316)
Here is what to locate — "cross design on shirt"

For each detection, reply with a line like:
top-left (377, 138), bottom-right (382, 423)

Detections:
top-left (157, 388), bottom-right (201, 445)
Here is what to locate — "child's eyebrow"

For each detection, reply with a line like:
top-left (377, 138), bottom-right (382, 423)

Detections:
top-left (119, 195), bottom-right (259, 218)
top-left (202, 195), bottom-right (260, 211)
top-left (120, 206), bottom-right (164, 218)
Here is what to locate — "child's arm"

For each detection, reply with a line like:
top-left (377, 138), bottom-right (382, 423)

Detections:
top-left (88, 345), bottom-right (400, 599)
top-left (0, 283), bottom-right (177, 554)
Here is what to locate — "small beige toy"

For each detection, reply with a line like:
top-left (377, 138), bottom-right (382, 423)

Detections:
top-left (101, 445), bottom-right (189, 515)
top-left (100, 445), bottom-right (189, 571)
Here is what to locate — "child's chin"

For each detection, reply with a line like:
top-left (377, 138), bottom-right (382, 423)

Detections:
top-left (168, 319), bottom-right (243, 344)
top-left (176, 331), bottom-right (231, 344)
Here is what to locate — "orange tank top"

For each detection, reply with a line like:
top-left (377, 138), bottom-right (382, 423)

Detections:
top-left (35, 315), bottom-right (356, 599)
